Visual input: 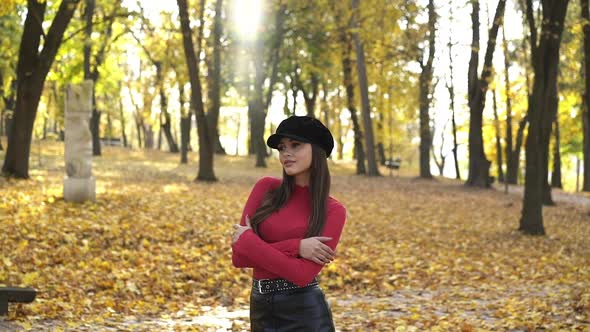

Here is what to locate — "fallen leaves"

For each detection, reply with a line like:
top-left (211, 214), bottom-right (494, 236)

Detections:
top-left (0, 142), bottom-right (589, 330)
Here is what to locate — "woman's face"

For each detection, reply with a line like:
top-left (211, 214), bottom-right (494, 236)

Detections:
top-left (277, 138), bottom-right (312, 177)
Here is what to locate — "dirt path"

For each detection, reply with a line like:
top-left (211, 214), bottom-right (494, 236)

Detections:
top-left (492, 182), bottom-right (590, 208)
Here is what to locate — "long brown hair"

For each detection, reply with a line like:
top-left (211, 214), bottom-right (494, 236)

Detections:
top-left (250, 144), bottom-right (331, 238)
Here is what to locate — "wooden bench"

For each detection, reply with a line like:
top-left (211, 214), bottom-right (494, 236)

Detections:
top-left (0, 287), bottom-right (37, 315)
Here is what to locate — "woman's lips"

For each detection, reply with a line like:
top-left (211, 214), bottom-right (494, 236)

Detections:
top-left (284, 161), bottom-right (295, 167)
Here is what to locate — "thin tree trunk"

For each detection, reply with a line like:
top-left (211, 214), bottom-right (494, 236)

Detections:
top-left (155, 62), bottom-right (179, 153)
top-left (2, 0), bottom-right (80, 178)
top-left (448, 55), bottom-right (460, 180)
top-left (84, 0), bottom-right (102, 156)
top-left (179, 81), bottom-right (189, 164)
top-left (252, 38), bottom-right (267, 167)
top-left (341, 28), bottom-right (365, 175)
top-left (551, 117), bottom-right (563, 188)
top-left (520, 0), bottom-right (569, 235)
top-left (250, 4), bottom-right (287, 167)
top-left (296, 72), bottom-right (319, 118)
top-left (206, 0), bottom-right (226, 155)
top-left (582, 0), bottom-right (590, 191)
top-left (466, 0), bottom-right (506, 187)
top-left (418, 0), bottom-right (436, 179)
top-left (503, 26), bottom-right (517, 184)
top-left (87, 0), bottom-right (119, 156)
top-left (492, 88), bottom-right (505, 182)
top-left (0, 70), bottom-right (4, 150)
top-left (118, 83), bottom-right (128, 147)
top-left (177, 0), bottom-right (216, 181)
top-left (351, 0), bottom-right (379, 176)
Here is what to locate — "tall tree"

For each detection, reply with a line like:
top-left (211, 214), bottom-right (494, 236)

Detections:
top-left (206, 0), bottom-right (226, 155)
top-left (551, 117), bottom-right (563, 188)
top-left (502, 25), bottom-right (519, 184)
top-left (84, 0), bottom-right (122, 156)
top-left (583, 0), bottom-right (590, 191)
top-left (2, 0), bottom-right (81, 178)
top-left (418, 0), bottom-right (436, 179)
top-left (351, 0), bottom-right (380, 176)
top-left (446, 33), bottom-right (461, 180)
top-left (249, 2), bottom-right (287, 167)
top-left (466, 0), bottom-right (506, 187)
top-left (519, 0), bottom-right (570, 235)
top-left (177, 0), bottom-right (216, 181)
top-left (333, 1), bottom-right (366, 174)
top-left (492, 88), bottom-right (505, 182)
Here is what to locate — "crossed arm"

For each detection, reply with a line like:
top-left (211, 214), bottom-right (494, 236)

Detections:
top-left (230, 177), bottom-right (347, 286)
top-left (232, 206), bottom-right (346, 287)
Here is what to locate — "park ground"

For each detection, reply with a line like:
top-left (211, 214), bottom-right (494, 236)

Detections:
top-left (1, 141), bottom-right (589, 331)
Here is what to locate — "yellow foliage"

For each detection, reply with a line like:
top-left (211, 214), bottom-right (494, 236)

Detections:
top-left (0, 142), bottom-right (589, 330)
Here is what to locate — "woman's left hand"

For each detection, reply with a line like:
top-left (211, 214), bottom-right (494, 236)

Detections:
top-left (232, 215), bottom-right (252, 245)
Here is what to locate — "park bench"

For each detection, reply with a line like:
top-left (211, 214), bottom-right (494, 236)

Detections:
top-left (0, 287), bottom-right (37, 315)
top-left (384, 158), bottom-right (402, 176)
top-left (384, 158), bottom-right (402, 170)
top-left (100, 137), bottom-right (123, 147)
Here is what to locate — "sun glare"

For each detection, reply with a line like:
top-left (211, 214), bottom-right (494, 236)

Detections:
top-left (232, 0), bottom-right (263, 40)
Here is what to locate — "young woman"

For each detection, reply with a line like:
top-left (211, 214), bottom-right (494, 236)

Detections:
top-left (231, 115), bottom-right (347, 331)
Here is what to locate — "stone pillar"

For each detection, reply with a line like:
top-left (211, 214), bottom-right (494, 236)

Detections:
top-left (64, 80), bottom-right (95, 202)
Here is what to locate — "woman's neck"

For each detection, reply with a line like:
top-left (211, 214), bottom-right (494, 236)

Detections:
top-left (294, 172), bottom-right (310, 187)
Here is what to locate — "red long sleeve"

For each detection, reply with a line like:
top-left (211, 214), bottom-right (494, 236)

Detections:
top-left (231, 176), bottom-right (347, 287)
top-left (231, 177), bottom-right (302, 269)
top-left (232, 238), bottom-right (300, 268)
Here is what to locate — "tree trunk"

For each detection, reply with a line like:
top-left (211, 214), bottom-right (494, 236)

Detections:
top-left (377, 143), bottom-right (386, 165)
top-left (179, 82), bottom-right (190, 164)
top-left (418, 0), bottom-right (436, 179)
top-left (2, 0), bottom-right (80, 178)
top-left (520, 0), bottom-right (569, 235)
top-left (341, 29), bottom-right (365, 175)
top-left (4, 80), bottom-right (16, 144)
top-left (135, 117), bottom-right (142, 148)
top-left (249, 4), bottom-right (287, 167)
top-left (158, 114), bottom-right (163, 150)
top-left (492, 88), bottom-right (505, 182)
top-left (0, 72), bottom-right (4, 151)
top-left (297, 72), bottom-right (319, 118)
top-left (507, 116), bottom-right (528, 184)
top-left (155, 62), bottom-right (179, 153)
top-left (207, 0), bottom-right (226, 156)
top-left (503, 26), bottom-right (516, 184)
top-left (551, 117), bottom-right (563, 188)
top-left (447, 30), bottom-right (461, 180)
top-left (466, 0), bottom-right (506, 187)
top-left (582, 0), bottom-right (590, 191)
top-left (118, 83), bottom-right (128, 147)
top-left (252, 37), bottom-right (268, 168)
top-left (84, 0), bottom-right (102, 156)
top-left (450, 83), bottom-right (460, 180)
top-left (351, 0), bottom-right (379, 176)
top-left (87, 0), bottom-right (119, 156)
top-left (177, 0), bottom-right (216, 181)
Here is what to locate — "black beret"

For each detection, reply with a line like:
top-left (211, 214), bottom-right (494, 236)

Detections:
top-left (266, 116), bottom-right (334, 158)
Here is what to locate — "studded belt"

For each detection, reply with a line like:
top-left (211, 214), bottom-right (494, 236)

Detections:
top-left (252, 277), bottom-right (319, 294)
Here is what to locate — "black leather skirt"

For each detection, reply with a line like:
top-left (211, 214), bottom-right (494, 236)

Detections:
top-left (250, 283), bottom-right (335, 331)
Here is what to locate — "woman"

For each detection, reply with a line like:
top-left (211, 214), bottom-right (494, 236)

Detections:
top-left (231, 115), bottom-right (347, 331)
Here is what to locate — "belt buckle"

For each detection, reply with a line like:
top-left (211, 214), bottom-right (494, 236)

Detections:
top-left (257, 279), bottom-right (270, 294)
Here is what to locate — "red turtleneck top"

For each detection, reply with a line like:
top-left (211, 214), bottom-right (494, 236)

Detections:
top-left (231, 176), bottom-right (347, 287)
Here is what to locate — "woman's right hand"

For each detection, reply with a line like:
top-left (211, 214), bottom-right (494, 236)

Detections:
top-left (299, 237), bottom-right (335, 265)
